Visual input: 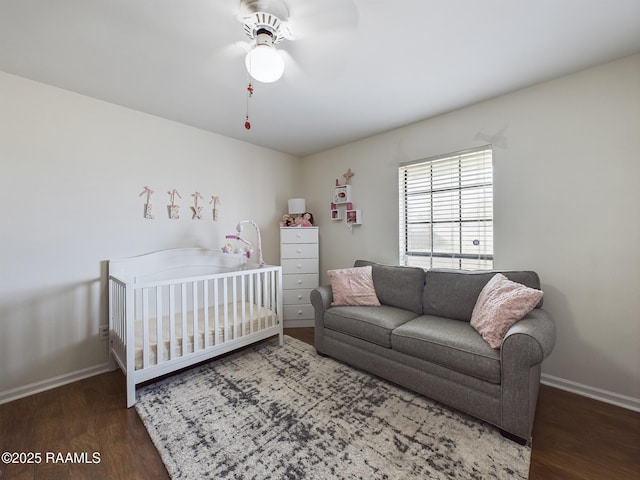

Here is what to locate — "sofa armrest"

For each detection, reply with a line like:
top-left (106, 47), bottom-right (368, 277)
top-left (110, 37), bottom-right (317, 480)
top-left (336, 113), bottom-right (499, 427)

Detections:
top-left (310, 285), bottom-right (333, 353)
top-left (500, 307), bottom-right (556, 440)
top-left (310, 285), bottom-right (333, 323)
top-left (502, 308), bottom-right (556, 365)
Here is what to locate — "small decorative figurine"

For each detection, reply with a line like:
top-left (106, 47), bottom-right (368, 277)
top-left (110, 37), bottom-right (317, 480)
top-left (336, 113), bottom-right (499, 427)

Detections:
top-left (302, 212), bottom-right (314, 226)
top-left (280, 214), bottom-right (293, 227)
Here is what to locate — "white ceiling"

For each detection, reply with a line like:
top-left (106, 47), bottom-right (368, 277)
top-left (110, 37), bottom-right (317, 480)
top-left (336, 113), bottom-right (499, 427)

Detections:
top-left (1, 0), bottom-right (639, 157)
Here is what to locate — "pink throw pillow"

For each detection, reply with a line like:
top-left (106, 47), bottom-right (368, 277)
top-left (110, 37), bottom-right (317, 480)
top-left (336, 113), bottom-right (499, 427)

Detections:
top-left (328, 266), bottom-right (381, 306)
top-left (471, 273), bottom-right (543, 349)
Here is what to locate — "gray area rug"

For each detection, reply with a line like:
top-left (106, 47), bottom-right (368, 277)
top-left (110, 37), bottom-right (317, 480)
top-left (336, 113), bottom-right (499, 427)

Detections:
top-left (135, 336), bottom-right (530, 479)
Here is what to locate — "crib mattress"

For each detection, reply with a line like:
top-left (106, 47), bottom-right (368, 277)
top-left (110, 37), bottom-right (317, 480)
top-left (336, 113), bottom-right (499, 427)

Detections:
top-left (134, 302), bottom-right (277, 369)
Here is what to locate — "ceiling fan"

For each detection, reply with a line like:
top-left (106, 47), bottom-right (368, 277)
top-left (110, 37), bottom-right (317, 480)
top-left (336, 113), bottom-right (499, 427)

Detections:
top-left (236, 0), bottom-right (358, 84)
top-left (241, 1), bottom-right (289, 83)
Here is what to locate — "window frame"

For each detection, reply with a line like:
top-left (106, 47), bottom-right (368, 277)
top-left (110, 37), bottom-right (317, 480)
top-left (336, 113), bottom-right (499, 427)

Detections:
top-left (399, 145), bottom-right (494, 270)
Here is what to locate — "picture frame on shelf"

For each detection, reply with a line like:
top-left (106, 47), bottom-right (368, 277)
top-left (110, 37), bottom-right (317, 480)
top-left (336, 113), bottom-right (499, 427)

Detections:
top-left (334, 185), bottom-right (352, 204)
top-left (346, 209), bottom-right (361, 225)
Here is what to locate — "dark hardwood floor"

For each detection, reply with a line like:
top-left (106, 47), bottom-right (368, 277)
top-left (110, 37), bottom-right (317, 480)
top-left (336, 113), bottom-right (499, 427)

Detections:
top-left (1, 327), bottom-right (638, 479)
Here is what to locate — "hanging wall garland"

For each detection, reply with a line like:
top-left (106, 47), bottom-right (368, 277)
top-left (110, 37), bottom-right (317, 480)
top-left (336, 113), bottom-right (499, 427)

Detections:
top-left (138, 186), bottom-right (221, 221)
top-left (139, 186), bottom-right (155, 219)
top-left (191, 191), bottom-right (204, 220)
top-left (168, 188), bottom-right (182, 219)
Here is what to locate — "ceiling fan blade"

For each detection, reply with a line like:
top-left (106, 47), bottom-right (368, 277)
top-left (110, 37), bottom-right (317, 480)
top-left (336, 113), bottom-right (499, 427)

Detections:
top-left (216, 40), bottom-right (253, 59)
top-left (203, 39), bottom-right (254, 89)
top-left (277, 49), bottom-right (304, 82)
top-left (278, 27), bottom-right (354, 81)
top-left (283, 0), bottom-right (358, 40)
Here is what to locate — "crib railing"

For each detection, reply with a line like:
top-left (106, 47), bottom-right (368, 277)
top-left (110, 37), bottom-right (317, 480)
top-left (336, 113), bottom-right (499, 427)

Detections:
top-left (109, 265), bottom-right (282, 374)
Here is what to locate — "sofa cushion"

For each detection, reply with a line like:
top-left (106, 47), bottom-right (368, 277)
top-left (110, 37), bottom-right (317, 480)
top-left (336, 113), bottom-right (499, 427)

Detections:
top-left (324, 305), bottom-right (419, 348)
top-left (422, 269), bottom-right (542, 322)
top-left (391, 315), bottom-right (501, 384)
top-left (328, 266), bottom-right (381, 306)
top-left (354, 260), bottom-right (425, 315)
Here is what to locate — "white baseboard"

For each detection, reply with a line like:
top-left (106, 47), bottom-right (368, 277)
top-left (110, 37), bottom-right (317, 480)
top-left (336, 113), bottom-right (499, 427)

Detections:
top-left (6, 359), bottom-right (637, 415)
top-left (541, 373), bottom-right (640, 412)
top-left (284, 319), bottom-right (314, 328)
top-left (0, 363), bottom-right (112, 406)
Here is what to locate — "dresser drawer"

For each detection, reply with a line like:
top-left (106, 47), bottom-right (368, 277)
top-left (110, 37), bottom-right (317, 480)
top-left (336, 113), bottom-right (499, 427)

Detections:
top-left (280, 228), bottom-right (318, 244)
top-left (282, 258), bottom-right (318, 274)
top-left (281, 243), bottom-right (318, 259)
top-left (282, 273), bottom-right (318, 290)
top-left (283, 289), bottom-right (313, 305)
top-left (283, 304), bottom-right (315, 321)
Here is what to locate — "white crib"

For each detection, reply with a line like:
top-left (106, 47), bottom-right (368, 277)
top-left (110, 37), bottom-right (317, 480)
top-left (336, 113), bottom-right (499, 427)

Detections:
top-left (108, 248), bottom-right (283, 407)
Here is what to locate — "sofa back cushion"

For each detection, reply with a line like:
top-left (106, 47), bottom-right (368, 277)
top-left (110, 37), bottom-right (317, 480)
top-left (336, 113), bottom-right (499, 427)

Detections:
top-left (422, 269), bottom-right (542, 321)
top-left (354, 260), bottom-right (425, 315)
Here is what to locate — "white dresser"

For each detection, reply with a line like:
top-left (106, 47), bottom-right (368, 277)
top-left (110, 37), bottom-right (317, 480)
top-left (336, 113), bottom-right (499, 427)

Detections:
top-left (280, 227), bottom-right (319, 327)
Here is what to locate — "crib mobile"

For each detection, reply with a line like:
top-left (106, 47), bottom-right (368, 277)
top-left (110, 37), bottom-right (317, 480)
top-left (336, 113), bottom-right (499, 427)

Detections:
top-left (222, 220), bottom-right (264, 267)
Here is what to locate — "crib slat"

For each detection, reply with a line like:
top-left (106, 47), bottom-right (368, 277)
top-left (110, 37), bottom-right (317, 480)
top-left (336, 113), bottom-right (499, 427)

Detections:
top-left (231, 275), bottom-right (237, 340)
top-left (192, 281), bottom-right (198, 352)
top-left (223, 278), bottom-right (229, 342)
top-left (114, 284), bottom-right (120, 343)
top-left (249, 274), bottom-right (254, 334)
top-left (156, 286), bottom-right (162, 364)
top-left (257, 272), bottom-right (262, 329)
top-left (238, 274), bottom-right (247, 337)
top-left (142, 288), bottom-right (150, 368)
top-left (169, 284), bottom-right (176, 361)
top-left (270, 270), bottom-right (278, 326)
top-left (265, 270), bottom-right (271, 327)
top-left (125, 283), bottom-right (136, 406)
top-left (203, 279), bottom-right (209, 349)
top-left (257, 272), bottom-right (262, 331)
top-left (266, 271), bottom-right (272, 327)
top-left (181, 282), bottom-right (187, 357)
top-left (213, 277), bottom-right (219, 345)
top-left (264, 271), bottom-right (271, 328)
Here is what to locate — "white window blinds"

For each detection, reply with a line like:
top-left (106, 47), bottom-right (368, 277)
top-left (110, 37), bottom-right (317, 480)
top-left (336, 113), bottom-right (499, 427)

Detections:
top-left (399, 146), bottom-right (493, 270)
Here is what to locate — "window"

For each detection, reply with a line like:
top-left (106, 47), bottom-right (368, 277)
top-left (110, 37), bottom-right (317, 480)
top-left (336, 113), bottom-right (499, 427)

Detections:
top-left (399, 146), bottom-right (493, 270)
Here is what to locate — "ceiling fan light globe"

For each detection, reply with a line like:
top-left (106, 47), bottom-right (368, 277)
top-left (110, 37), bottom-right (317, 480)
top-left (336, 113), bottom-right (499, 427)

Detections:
top-left (245, 45), bottom-right (284, 83)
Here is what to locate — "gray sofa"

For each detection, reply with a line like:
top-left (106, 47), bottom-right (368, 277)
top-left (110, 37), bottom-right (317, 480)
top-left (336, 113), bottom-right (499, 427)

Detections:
top-left (310, 260), bottom-right (556, 444)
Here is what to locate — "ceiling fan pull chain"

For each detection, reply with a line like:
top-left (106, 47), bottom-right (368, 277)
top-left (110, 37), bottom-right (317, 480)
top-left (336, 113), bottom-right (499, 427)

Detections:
top-left (245, 81), bottom-right (254, 130)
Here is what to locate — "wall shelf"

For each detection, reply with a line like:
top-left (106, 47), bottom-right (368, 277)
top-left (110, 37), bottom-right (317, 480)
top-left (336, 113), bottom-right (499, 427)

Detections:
top-left (330, 182), bottom-right (361, 226)
top-left (333, 185), bottom-right (352, 204)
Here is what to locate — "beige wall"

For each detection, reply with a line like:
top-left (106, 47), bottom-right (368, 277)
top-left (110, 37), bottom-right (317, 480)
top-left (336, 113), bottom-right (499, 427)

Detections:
top-left (300, 54), bottom-right (640, 408)
top-left (2, 54), bottom-right (638, 410)
top-left (0, 71), bottom-right (299, 399)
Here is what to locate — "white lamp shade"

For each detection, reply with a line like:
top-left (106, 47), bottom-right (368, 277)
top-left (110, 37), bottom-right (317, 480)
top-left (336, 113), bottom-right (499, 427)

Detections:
top-left (245, 44), bottom-right (284, 83)
top-left (288, 198), bottom-right (306, 214)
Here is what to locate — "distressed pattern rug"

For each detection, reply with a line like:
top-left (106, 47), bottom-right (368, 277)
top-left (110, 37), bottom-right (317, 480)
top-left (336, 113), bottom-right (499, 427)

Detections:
top-left (135, 336), bottom-right (530, 479)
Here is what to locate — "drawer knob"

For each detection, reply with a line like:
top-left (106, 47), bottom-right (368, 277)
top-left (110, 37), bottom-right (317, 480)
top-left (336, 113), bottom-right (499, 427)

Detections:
top-left (296, 249), bottom-right (302, 254)
top-left (297, 280), bottom-right (303, 284)
top-left (297, 295), bottom-right (303, 299)
top-left (297, 310), bottom-right (303, 315)
top-left (297, 264), bottom-right (302, 269)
